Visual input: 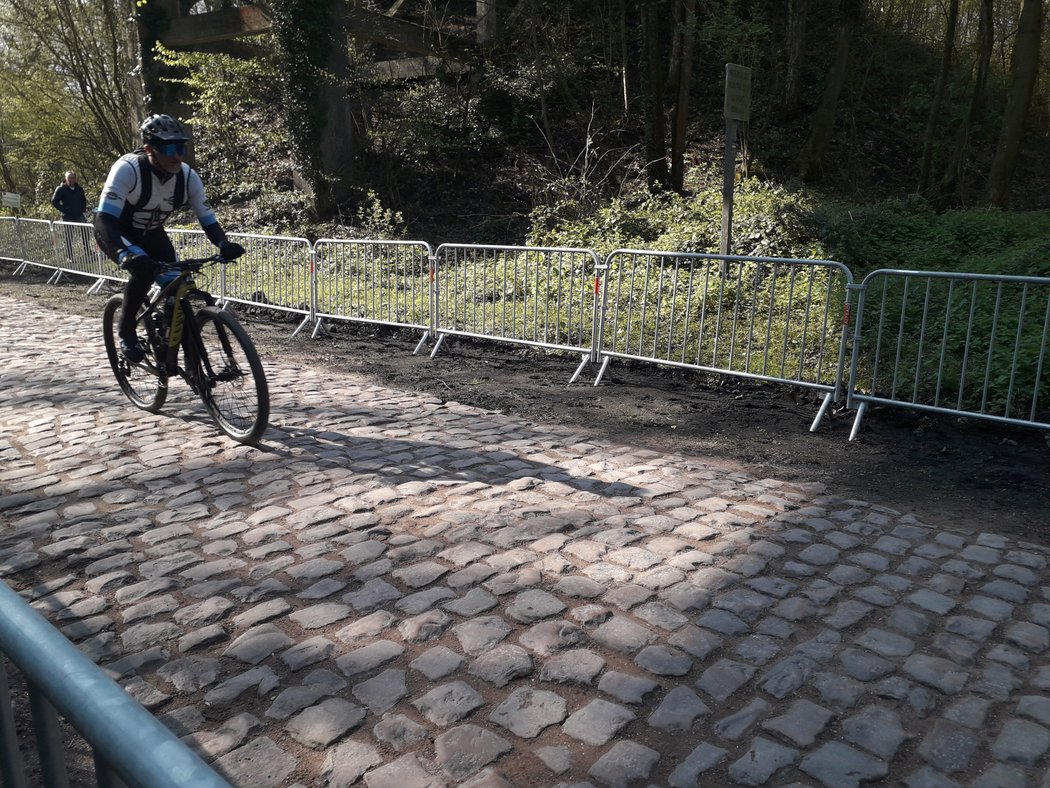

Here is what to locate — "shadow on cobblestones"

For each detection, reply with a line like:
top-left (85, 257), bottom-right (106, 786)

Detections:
top-left (260, 424), bottom-right (647, 499)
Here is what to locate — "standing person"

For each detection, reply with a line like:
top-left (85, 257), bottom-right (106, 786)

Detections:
top-left (93, 114), bottom-right (244, 362)
top-left (52, 171), bottom-right (89, 260)
top-left (51, 171), bottom-right (88, 222)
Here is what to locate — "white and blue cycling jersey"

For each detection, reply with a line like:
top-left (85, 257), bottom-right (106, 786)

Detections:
top-left (96, 152), bottom-right (217, 235)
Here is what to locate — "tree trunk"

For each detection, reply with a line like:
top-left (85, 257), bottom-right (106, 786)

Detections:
top-left (136, 0), bottom-right (192, 120)
top-left (640, 0), bottom-right (671, 190)
top-left (0, 142), bottom-right (17, 193)
top-left (666, 0), bottom-right (684, 90)
top-left (986, 0), bottom-right (1042, 206)
top-left (476, 0), bottom-right (502, 46)
top-left (317, 1), bottom-right (359, 214)
top-left (936, 0), bottom-right (993, 204)
top-left (797, 0), bottom-right (863, 181)
top-left (271, 0), bottom-right (358, 217)
top-left (669, 0), bottom-right (696, 192)
top-left (619, 0), bottom-right (630, 116)
top-left (917, 0), bottom-right (959, 194)
top-left (783, 0), bottom-right (807, 115)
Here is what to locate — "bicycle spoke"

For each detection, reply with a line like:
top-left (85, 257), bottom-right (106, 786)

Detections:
top-left (102, 295), bottom-right (167, 412)
top-left (195, 306), bottom-right (269, 444)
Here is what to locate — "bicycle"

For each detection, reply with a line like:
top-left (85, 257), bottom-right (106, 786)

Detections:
top-left (102, 255), bottom-right (270, 445)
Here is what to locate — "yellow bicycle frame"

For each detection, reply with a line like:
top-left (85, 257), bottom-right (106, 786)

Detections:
top-left (167, 279), bottom-right (193, 351)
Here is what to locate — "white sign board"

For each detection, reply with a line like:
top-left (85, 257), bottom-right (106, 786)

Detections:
top-left (724, 63), bottom-right (752, 122)
top-left (1, 192), bottom-right (20, 209)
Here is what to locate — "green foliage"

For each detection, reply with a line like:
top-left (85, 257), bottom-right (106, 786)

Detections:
top-left (364, 80), bottom-right (487, 170)
top-left (155, 43), bottom-right (293, 211)
top-left (532, 182), bottom-right (1050, 415)
top-left (223, 190), bottom-right (317, 238)
top-left (528, 176), bottom-right (826, 260)
top-left (811, 197), bottom-right (1050, 277)
top-left (353, 191), bottom-right (406, 240)
top-left (806, 197), bottom-right (1050, 419)
top-left (696, 0), bottom-right (773, 71)
top-left (0, 0), bottom-right (135, 211)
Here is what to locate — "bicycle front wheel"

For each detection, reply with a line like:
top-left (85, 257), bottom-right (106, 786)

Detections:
top-left (102, 294), bottom-right (168, 412)
top-left (195, 306), bottom-right (269, 445)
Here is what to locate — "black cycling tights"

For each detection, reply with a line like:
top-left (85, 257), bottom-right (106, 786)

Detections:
top-left (117, 230), bottom-right (177, 343)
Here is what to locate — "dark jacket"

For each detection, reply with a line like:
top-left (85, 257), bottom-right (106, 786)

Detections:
top-left (51, 183), bottom-right (87, 221)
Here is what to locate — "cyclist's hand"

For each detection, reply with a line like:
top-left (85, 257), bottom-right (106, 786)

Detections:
top-left (219, 240), bottom-right (245, 261)
top-left (117, 250), bottom-right (155, 272)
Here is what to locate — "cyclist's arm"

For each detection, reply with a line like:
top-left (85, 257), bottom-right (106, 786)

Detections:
top-left (186, 169), bottom-right (229, 247)
top-left (93, 159), bottom-right (146, 264)
top-left (93, 212), bottom-right (140, 264)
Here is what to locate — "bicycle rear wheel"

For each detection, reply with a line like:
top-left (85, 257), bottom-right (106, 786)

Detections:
top-left (195, 306), bottom-right (269, 445)
top-left (102, 294), bottom-right (167, 412)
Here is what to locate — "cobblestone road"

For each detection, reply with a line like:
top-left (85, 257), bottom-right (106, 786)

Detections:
top-left (2, 294), bottom-right (1050, 788)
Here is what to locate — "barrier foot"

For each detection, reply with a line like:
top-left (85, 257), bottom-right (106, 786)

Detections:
top-left (593, 356), bottom-right (612, 386)
top-left (429, 334), bottom-right (447, 359)
top-left (14, 261), bottom-right (27, 275)
top-left (86, 277), bottom-right (105, 295)
top-left (848, 402), bottom-right (868, 441)
top-left (809, 392), bottom-right (833, 432)
top-left (303, 316), bottom-right (325, 339)
top-left (568, 353), bottom-right (590, 384)
top-left (412, 331), bottom-right (431, 356)
top-left (291, 315), bottom-right (310, 340)
top-left (47, 269), bottom-right (63, 285)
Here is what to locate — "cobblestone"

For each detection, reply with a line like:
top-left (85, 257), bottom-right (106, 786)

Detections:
top-left (4, 296), bottom-right (1050, 787)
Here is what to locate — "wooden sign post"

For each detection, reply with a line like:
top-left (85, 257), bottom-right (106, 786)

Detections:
top-left (721, 64), bottom-right (751, 256)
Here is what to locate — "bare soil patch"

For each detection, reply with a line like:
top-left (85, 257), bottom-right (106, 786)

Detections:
top-left (4, 264), bottom-right (1048, 546)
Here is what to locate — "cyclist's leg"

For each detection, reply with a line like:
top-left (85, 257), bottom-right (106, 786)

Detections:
top-left (118, 267), bottom-right (153, 343)
top-left (117, 230), bottom-right (176, 343)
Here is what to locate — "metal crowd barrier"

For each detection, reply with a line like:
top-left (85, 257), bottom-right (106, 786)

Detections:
top-left (0, 581), bottom-right (231, 788)
top-left (847, 269), bottom-right (1050, 439)
top-left (10, 219), bottom-right (57, 278)
top-left (313, 239), bottom-right (433, 347)
top-left (218, 233), bottom-right (313, 334)
top-left (168, 227), bottom-right (212, 262)
top-left (432, 244), bottom-right (601, 381)
top-left (5, 222), bottom-right (1050, 440)
top-left (52, 220), bottom-right (111, 294)
top-left (0, 217), bottom-right (20, 263)
top-left (597, 251), bottom-right (855, 430)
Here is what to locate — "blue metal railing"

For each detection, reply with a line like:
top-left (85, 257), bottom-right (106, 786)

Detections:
top-left (0, 581), bottom-right (231, 788)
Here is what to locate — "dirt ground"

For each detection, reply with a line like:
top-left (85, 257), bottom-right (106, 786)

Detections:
top-left (3, 263), bottom-right (1049, 548)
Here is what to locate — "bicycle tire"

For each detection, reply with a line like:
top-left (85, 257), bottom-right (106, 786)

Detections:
top-left (102, 294), bottom-right (168, 412)
top-left (194, 305), bottom-right (269, 445)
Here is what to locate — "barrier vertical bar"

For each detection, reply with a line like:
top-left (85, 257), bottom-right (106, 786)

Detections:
top-left (28, 688), bottom-right (69, 788)
top-left (0, 654), bottom-right (29, 788)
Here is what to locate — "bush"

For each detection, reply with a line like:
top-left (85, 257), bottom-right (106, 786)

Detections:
top-left (811, 197), bottom-right (1050, 278)
top-left (528, 177), bottom-right (826, 260)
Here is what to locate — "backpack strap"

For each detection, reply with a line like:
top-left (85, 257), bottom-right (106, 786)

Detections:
top-left (134, 153), bottom-right (153, 209)
top-left (173, 165), bottom-right (186, 211)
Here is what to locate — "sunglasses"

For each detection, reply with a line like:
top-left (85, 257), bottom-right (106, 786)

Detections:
top-left (153, 142), bottom-right (187, 156)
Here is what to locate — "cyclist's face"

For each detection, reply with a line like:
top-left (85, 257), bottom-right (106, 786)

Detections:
top-left (146, 142), bottom-right (185, 175)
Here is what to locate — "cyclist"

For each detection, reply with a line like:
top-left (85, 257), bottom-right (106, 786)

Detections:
top-left (93, 114), bottom-right (244, 363)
